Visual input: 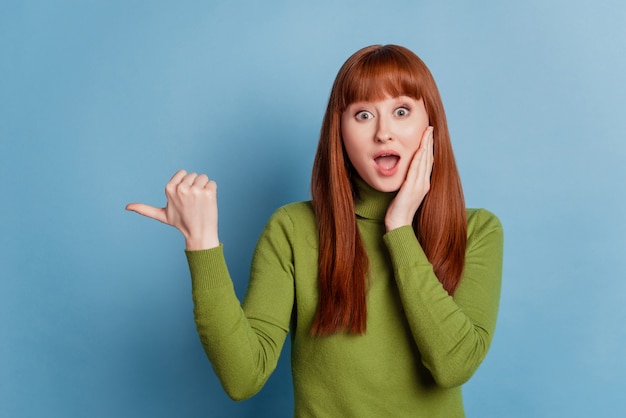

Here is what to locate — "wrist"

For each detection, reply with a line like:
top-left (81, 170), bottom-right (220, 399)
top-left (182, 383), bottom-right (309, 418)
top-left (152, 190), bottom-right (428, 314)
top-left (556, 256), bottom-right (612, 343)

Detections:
top-left (385, 217), bottom-right (412, 232)
top-left (185, 235), bottom-right (220, 251)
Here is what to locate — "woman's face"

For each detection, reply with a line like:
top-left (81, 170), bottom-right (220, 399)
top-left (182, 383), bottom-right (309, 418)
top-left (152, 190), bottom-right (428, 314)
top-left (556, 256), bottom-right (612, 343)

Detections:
top-left (341, 95), bottom-right (430, 192)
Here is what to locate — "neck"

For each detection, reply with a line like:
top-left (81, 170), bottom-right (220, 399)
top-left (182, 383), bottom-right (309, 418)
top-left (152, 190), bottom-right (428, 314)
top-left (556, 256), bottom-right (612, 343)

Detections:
top-left (353, 177), bottom-right (397, 221)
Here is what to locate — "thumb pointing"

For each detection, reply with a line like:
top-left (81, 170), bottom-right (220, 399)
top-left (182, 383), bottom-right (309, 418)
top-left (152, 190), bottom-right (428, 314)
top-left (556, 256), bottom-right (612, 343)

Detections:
top-left (125, 203), bottom-right (168, 224)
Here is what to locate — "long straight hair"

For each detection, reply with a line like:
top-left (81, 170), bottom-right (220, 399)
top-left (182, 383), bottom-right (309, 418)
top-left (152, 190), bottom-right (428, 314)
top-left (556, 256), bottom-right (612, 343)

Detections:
top-left (310, 45), bottom-right (467, 336)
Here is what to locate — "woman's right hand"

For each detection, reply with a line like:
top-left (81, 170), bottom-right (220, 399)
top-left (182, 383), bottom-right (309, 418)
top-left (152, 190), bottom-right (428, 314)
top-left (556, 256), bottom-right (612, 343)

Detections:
top-left (126, 170), bottom-right (220, 250)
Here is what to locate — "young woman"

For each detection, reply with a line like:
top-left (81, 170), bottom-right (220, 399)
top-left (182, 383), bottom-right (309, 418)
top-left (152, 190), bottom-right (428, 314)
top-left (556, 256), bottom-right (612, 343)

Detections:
top-left (127, 44), bottom-right (504, 417)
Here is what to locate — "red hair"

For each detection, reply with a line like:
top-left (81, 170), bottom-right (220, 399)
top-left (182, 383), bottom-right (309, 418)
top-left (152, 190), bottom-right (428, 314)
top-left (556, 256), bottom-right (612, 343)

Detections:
top-left (311, 45), bottom-right (467, 335)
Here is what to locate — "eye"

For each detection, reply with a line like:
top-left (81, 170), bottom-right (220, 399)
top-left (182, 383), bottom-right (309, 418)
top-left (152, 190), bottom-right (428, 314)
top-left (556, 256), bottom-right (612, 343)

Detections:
top-left (394, 106), bottom-right (410, 117)
top-left (355, 110), bottom-right (374, 120)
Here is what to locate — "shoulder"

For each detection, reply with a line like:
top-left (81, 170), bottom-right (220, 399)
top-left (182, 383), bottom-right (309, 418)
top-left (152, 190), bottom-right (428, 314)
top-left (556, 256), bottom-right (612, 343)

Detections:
top-left (269, 201), bottom-right (315, 225)
top-left (259, 201), bottom-right (317, 249)
top-left (262, 201), bottom-right (316, 235)
top-left (466, 208), bottom-right (502, 230)
top-left (466, 208), bottom-right (504, 244)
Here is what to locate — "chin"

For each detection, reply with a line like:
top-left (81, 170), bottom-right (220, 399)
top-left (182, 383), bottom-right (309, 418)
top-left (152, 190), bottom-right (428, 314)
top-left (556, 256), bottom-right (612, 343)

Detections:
top-left (371, 179), bottom-right (402, 193)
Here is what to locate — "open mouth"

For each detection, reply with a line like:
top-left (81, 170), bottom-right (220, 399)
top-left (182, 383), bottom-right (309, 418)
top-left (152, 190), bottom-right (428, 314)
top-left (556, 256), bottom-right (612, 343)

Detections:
top-left (374, 153), bottom-right (400, 171)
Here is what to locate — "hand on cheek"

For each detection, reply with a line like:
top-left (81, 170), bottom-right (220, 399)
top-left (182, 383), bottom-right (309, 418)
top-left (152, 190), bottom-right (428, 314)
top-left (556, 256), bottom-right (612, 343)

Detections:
top-left (384, 126), bottom-right (434, 232)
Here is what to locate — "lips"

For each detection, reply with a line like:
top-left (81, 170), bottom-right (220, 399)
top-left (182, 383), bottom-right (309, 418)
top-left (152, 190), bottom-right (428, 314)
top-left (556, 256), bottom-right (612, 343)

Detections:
top-left (373, 151), bottom-right (400, 175)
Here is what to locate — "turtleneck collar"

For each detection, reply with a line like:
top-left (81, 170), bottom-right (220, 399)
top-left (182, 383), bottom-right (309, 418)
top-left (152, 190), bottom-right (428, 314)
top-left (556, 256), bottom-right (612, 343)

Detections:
top-left (353, 176), bottom-right (397, 221)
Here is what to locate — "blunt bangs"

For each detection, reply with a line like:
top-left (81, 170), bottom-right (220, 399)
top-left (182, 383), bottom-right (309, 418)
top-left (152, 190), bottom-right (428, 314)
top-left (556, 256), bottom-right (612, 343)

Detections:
top-left (339, 47), bottom-right (425, 111)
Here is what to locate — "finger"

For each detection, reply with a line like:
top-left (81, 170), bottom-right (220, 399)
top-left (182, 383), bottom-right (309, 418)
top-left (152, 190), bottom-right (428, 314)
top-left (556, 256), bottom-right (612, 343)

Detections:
top-left (427, 128), bottom-right (434, 171)
top-left (412, 127), bottom-right (432, 164)
top-left (192, 173), bottom-right (210, 188)
top-left (406, 131), bottom-right (433, 186)
top-left (181, 172), bottom-right (198, 188)
top-left (125, 203), bottom-right (168, 224)
top-left (419, 126), bottom-right (434, 151)
top-left (414, 127), bottom-right (433, 174)
top-left (428, 126), bottom-right (434, 150)
top-left (166, 170), bottom-right (189, 197)
top-left (204, 179), bottom-right (217, 192)
top-left (418, 129), bottom-right (433, 173)
top-left (169, 169), bottom-right (188, 184)
top-left (406, 142), bottom-right (426, 180)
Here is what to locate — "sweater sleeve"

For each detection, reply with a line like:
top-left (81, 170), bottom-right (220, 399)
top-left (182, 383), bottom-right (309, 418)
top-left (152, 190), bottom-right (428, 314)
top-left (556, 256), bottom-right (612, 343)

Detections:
top-left (185, 208), bottom-right (295, 401)
top-left (383, 209), bottom-right (503, 388)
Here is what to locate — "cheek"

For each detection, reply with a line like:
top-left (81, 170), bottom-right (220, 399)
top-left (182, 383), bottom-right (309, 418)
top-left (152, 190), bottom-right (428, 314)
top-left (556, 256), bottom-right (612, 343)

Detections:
top-left (341, 123), bottom-right (366, 153)
top-left (341, 131), bottom-right (359, 165)
top-left (402, 125), bottom-right (426, 150)
top-left (344, 142), bottom-right (364, 172)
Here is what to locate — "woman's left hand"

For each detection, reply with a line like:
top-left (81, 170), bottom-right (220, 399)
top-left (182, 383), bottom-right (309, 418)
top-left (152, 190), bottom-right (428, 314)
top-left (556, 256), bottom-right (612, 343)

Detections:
top-left (385, 126), bottom-right (434, 232)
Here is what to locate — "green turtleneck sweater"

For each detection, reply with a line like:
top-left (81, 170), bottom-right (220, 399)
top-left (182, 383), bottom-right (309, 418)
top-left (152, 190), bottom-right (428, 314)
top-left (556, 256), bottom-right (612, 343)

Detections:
top-left (186, 183), bottom-right (503, 418)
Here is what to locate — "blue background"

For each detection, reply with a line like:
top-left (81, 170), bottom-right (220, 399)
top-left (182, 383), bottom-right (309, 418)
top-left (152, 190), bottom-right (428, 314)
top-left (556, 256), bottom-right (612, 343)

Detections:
top-left (2, 1), bottom-right (625, 417)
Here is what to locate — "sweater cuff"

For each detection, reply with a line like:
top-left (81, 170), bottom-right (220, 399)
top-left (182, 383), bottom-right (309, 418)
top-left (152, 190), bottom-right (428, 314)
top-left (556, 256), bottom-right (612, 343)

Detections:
top-left (185, 245), bottom-right (232, 291)
top-left (383, 225), bottom-right (430, 267)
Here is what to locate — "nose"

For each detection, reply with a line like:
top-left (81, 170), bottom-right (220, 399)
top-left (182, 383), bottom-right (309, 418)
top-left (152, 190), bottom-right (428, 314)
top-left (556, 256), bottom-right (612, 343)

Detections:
top-left (375, 115), bottom-right (392, 142)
